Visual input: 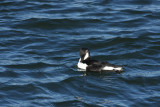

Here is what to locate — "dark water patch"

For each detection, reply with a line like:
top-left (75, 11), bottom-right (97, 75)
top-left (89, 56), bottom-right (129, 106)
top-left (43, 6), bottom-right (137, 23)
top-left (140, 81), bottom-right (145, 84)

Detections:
top-left (139, 30), bottom-right (160, 36)
top-left (109, 17), bottom-right (148, 28)
top-left (128, 0), bottom-right (155, 5)
top-left (53, 100), bottom-right (89, 107)
top-left (0, 0), bottom-right (26, 6)
top-left (13, 18), bottom-right (105, 30)
top-left (0, 1), bottom-right (31, 13)
top-left (4, 62), bottom-right (55, 69)
top-left (120, 75), bottom-right (160, 86)
top-left (0, 82), bottom-right (42, 106)
top-left (24, 71), bottom-right (50, 79)
top-left (1, 37), bottom-right (47, 47)
top-left (145, 11), bottom-right (160, 19)
top-left (84, 36), bottom-right (149, 50)
top-left (0, 83), bottom-right (38, 94)
top-left (96, 0), bottom-right (113, 5)
top-left (47, 6), bottom-right (91, 14)
top-left (131, 97), bottom-right (160, 107)
top-left (120, 9), bottom-right (152, 15)
top-left (148, 45), bottom-right (160, 51)
top-left (142, 46), bottom-right (160, 57)
top-left (112, 0), bottom-right (157, 5)
top-left (0, 30), bottom-right (25, 38)
top-left (38, 81), bottom-right (72, 96)
top-left (0, 70), bottom-right (20, 78)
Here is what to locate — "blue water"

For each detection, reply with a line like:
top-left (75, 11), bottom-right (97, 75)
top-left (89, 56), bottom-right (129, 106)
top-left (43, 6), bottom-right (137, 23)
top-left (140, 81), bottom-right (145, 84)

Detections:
top-left (0, 0), bottom-right (160, 106)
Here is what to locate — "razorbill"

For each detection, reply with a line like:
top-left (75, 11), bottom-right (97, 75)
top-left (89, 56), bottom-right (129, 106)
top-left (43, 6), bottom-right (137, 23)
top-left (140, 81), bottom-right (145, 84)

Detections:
top-left (77, 48), bottom-right (123, 72)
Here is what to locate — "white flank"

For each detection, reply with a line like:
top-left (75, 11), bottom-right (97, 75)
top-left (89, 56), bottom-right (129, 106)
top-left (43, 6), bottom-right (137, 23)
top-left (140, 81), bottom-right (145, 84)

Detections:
top-left (77, 58), bottom-right (87, 70)
top-left (102, 66), bottom-right (122, 71)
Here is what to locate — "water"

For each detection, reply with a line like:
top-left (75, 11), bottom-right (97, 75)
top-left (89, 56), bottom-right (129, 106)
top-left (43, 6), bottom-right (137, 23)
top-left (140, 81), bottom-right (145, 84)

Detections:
top-left (0, 0), bottom-right (160, 106)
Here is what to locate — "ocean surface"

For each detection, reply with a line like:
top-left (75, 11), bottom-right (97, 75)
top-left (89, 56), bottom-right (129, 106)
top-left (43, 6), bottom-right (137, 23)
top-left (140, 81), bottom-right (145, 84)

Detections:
top-left (0, 0), bottom-right (160, 107)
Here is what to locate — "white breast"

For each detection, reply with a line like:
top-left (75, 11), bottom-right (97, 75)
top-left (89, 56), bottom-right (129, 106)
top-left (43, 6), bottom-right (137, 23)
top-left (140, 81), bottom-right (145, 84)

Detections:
top-left (77, 58), bottom-right (87, 70)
